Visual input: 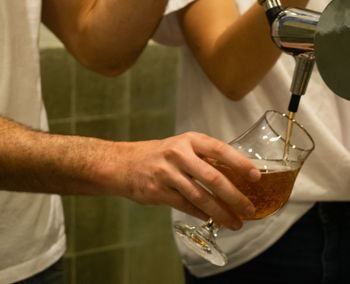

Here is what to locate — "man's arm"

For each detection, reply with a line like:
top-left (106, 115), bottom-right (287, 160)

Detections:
top-left (0, 117), bottom-right (259, 230)
top-left (177, 0), bottom-right (309, 100)
top-left (42, 0), bottom-right (168, 76)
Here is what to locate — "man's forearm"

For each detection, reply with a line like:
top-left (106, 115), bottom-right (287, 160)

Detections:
top-left (42, 0), bottom-right (168, 76)
top-left (0, 116), bottom-right (262, 229)
top-left (0, 117), bottom-right (118, 195)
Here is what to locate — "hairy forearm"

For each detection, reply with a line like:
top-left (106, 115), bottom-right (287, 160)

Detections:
top-left (42, 0), bottom-right (168, 76)
top-left (0, 116), bottom-right (263, 227)
top-left (0, 117), bottom-right (121, 195)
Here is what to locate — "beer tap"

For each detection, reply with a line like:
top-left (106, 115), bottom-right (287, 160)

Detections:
top-left (258, 0), bottom-right (350, 109)
top-left (257, 0), bottom-right (321, 114)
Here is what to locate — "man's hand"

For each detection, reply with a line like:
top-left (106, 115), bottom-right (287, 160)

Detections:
top-left (105, 132), bottom-right (260, 230)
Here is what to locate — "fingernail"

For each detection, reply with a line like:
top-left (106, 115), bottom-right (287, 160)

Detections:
top-left (231, 220), bottom-right (242, 230)
top-left (244, 205), bottom-right (256, 218)
top-left (249, 168), bottom-right (261, 182)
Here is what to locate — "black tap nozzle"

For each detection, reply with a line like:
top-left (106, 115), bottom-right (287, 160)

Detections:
top-left (288, 94), bottom-right (301, 113)
top-left (265, 6), bottom-right (283, 25)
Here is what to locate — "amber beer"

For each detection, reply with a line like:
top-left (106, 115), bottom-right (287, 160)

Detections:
top-left (208, 159), bottom-right (300, 220)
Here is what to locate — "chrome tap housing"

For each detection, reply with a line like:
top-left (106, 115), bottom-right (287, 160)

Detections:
top-left (271, 8), bottom-right (320, 55)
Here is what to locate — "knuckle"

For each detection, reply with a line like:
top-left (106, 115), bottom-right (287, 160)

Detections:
top-left (188, 189), bottom-right (211, 205)
top-left (183, 131), bottom-right (196, 138)
top-left (163, 147), bottom-right (185, 162)
top-left (181, 131), bottom-right (201, 143)
top-left (183, 131), bottom-right (209, 142)
top-left (145, 181), bottom-right (158, 195)
top-left (163, 147), bottom-right (178, 159)
top-left (205, 171), bottom-right (222, 187)
top-left (153, 164), bottom-right (168, 178)
top-left (143, 183), bottom-right (163, 205)
top-left (211, 141), bottom-right (227, 156)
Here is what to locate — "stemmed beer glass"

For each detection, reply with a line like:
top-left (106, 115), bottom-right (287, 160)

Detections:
top-left (174, 110), bottom-right (315, 266)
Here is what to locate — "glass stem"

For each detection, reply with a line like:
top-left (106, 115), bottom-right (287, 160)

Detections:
top-left (203, 218), bottom-right (220, 238)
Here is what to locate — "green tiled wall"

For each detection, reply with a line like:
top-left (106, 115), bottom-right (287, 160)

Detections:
top-left (40, 43), bottom-right (184, 284)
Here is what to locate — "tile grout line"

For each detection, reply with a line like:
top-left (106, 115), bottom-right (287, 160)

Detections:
top-left (123, 72), bottom-right (130, 283)
top-left (70, 56), bottom-right (77, 284)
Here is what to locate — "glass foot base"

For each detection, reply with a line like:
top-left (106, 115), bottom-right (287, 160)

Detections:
top-left (173, 220), bottom-right (227, 267)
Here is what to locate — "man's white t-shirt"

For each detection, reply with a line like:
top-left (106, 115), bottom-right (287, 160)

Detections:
top-left (0, 1), bottom-right (66, 283)
top-left (154, 0), bottom-right (350, 277)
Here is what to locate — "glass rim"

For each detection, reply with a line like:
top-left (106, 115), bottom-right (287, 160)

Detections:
top-left (264, 110), bottom-right (315, 153)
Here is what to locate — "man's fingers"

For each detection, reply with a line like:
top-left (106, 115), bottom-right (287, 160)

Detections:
top-left (168, 174), bottom-right (244, 230)
top-left (193, 158), bottom-right (256, 219)
top-left (189, 132), bottom-right (261, 182)
top-left (160, 187), bottom-right (210, 221)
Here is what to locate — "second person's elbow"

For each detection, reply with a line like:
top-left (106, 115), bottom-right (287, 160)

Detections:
top-left (78, 50), bottom-right (141, 77)
top-left (213, 77), bottom-right (251, 101)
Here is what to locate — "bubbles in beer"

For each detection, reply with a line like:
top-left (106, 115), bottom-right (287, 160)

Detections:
top-left (208, 159), bottom-right (300, 220)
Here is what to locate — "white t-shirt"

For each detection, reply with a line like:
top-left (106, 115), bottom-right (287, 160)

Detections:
top-left (0, 1), bottom-right (66, 283)
top-left (154, 0), bottom-right (350, 277)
